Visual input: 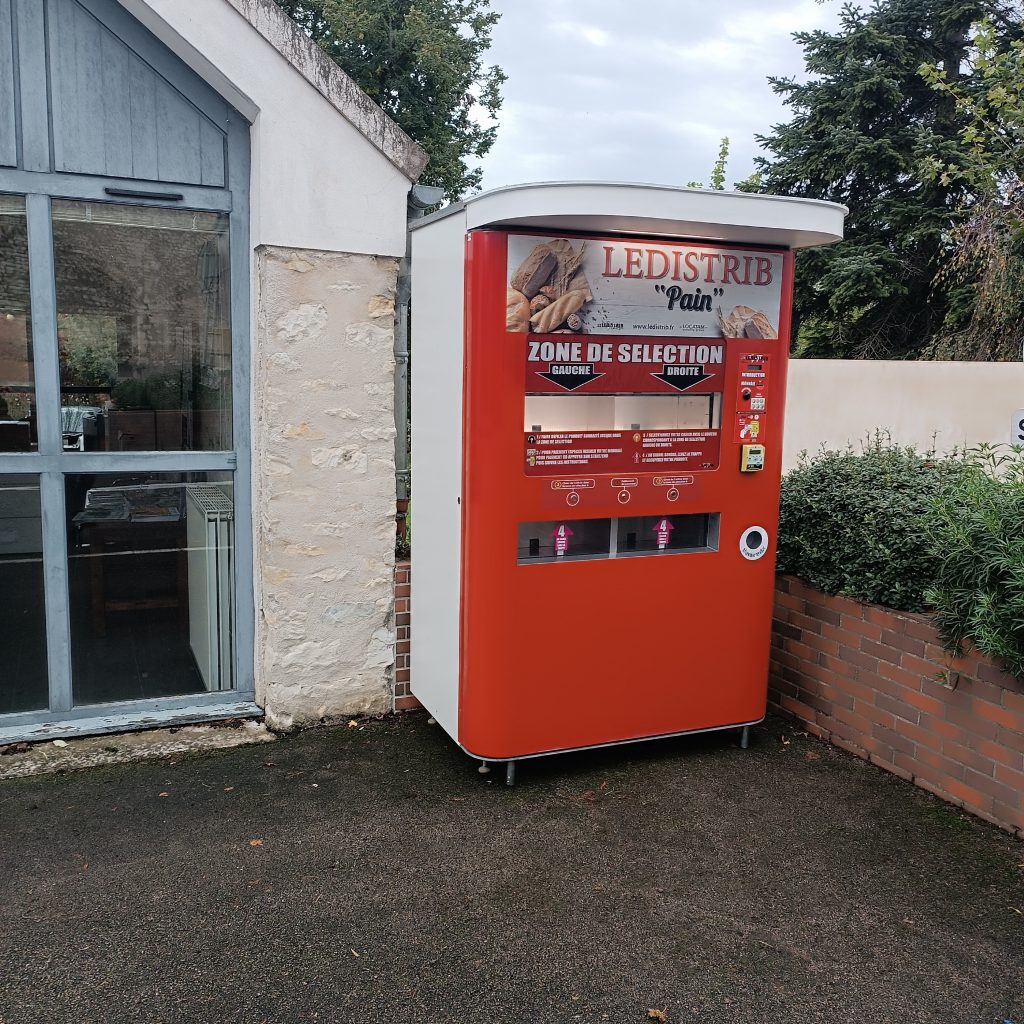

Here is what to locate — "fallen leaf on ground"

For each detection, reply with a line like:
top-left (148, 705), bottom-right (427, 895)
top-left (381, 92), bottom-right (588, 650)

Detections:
top-left (224, 786), bottom-right (234, 792)
top-left (347, 720), bottom-right (359, 729)
top-left (52, 739), bottom-right (68, 748)
top-left (781, 735), bottom-right (791, 747)
top-left (647, 1010), bottom-right (668, 1021)
top-left (249, 839), bottom-right (264, 847)
top-left (805, 751), bottom-right (820, 761)
top-left (158, 792), bottom-right (169, 798)
top-left (350, 949), bottom-right (360, 957)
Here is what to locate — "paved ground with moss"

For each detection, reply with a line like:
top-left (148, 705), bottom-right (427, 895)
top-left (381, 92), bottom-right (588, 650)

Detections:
top-left (1, 712), bottom-right (1022, 1024)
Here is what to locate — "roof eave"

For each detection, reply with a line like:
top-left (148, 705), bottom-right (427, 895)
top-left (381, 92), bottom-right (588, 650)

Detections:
top-left (225, 0), bottom-right (428, 182)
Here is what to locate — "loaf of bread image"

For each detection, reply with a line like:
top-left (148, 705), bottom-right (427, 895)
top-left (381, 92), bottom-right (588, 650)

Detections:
top-left (510, 244), bottom-right (558, 299)
top-left (717, 304), bottom-right (777, 339)
top-left (506, 288), bottom-right (530, 332)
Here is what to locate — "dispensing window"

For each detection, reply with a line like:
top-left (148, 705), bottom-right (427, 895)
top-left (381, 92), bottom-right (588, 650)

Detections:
top-left (517, 518), bottom-right (612, 563)
top-left (615, 514), bottom-right (719, 556)
top-left (517, 514), bottom-right (720, 564)
top-left (524, 393), bottom-right (721, 432)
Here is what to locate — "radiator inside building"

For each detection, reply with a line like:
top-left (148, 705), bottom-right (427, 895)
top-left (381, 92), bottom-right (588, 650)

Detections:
top-left (186, 484), bottom-right (234, 691)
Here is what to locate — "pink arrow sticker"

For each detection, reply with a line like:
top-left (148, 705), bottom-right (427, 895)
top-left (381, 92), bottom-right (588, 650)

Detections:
top-left (654, 518), bottom-right (674, 549)
top-left (551, 523), bottom-right (574, 555)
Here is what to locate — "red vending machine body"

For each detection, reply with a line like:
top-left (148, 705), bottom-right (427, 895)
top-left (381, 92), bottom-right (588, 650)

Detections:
top-left (410, 185), bottom-right (845, 770)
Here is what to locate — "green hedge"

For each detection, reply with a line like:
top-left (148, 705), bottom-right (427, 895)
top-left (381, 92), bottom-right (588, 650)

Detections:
top-left (777, 438), bottom-right (1024, 677)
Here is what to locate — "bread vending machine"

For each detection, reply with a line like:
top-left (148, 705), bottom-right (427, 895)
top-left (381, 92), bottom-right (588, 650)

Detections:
top-left (410, 183), bottom-right (845, 782)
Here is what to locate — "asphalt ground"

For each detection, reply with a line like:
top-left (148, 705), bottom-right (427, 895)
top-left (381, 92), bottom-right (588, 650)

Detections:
top-left (1, 712), bottom-right (1022, 1024)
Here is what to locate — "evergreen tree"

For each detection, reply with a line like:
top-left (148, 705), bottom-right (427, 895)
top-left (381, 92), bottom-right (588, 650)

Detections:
top-left (746, 0), bottom-right (1020, 359)
top-left (275, 0), bottom-right (505, 201)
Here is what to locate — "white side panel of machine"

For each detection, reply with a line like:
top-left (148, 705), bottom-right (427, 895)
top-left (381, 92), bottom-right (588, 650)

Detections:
top-left (410, 212), bottom-right (467, 737)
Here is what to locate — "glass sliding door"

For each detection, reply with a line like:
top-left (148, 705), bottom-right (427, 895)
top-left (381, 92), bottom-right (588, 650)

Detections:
top-left (0, 0), bottom-right (252, 740)
top-left (0, 190), bottom-right (251, 737)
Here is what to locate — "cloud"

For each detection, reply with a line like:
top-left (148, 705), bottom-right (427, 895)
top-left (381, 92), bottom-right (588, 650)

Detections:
top-left (476, 0), bottom-right (843, 192)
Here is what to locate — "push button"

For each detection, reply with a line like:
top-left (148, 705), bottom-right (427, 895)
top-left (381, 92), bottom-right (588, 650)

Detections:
top-left (617, 490), bottom-right (631, 504)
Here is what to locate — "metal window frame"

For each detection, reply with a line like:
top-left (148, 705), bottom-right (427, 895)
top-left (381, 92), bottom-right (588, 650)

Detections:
top-left (0, 0), bottom-right (256, 736)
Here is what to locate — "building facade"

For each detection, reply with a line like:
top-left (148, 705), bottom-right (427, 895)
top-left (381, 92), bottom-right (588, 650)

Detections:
top-left (0, 0), bottom-right (425, 742)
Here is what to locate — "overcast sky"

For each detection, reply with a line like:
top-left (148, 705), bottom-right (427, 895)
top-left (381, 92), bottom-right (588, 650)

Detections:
top-left (477, 0), bottom-right (845, 192)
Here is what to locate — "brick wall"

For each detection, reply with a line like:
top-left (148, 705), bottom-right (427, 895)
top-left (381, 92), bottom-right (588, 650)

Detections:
top-left (771, 575), bottom-right (1024, 837)
top-left (393, 561), bottom-right (420, 711)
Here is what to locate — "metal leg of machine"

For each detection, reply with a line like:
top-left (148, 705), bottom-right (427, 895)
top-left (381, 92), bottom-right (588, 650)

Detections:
top-left (740, 725), bottom-right (750, 750)
top-left (505, 760), bottom-right (516, 786)
top-left (478, 760), bottom-right (490, 774)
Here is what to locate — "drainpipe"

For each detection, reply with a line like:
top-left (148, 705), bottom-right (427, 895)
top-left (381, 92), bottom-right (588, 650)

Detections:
top-left (395, 184), bottom-right (444, 505)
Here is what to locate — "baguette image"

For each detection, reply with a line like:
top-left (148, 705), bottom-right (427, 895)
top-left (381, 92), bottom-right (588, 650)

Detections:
top-left (529, 289), bottom-right (589, 334)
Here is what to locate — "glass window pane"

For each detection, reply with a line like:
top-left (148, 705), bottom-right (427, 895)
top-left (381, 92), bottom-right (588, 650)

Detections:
top-left (0, 475), bottom-right (48, 712)
top-left (66, 472), bottom-right (235, 706)
top-left (0, 197), bottom-right (36, 453)
top-left (52, 202), bottom-right (232, 453)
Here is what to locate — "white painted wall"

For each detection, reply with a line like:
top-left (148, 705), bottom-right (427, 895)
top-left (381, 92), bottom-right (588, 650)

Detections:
top-left (784, 360), bottom-right (1024, 470)
top-left (119, 0), bottom-right (415, 258)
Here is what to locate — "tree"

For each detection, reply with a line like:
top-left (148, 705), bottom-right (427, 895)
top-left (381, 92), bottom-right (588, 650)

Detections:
top-left (686, 137), bottom-right (731, 190)
top-left (745, 0), bottom-right (1020, 359)
top-left (275, 0), bottom-right (505, 201)
top-left (921, 17), bottom-right (1024, 358)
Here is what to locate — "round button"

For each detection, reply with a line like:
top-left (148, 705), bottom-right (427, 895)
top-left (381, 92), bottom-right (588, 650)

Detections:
top-left (566, 491), bottom-right (580, 507)
top-left (617, 489), bottom-right (630, 504)
top-left (666, 487), bottom-right (679, 502)
top-left (740, 525), bottom-right (770, 560)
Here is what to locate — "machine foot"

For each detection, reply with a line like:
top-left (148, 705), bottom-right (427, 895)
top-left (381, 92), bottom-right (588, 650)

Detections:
top-left (427, 717), bottom-right (436, 725)
top-left (739, 725), bottom-right (750, 750)
top-left (477, 760), bottom-right (491, 774)
top-left (505, 760), bottom-right (517, 786)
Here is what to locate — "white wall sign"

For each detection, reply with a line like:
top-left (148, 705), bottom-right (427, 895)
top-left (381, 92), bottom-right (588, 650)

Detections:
top-left (1011, 409), bottom-right (1024, 445)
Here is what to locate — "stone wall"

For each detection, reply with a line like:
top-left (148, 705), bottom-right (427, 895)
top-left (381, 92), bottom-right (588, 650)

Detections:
top-left (254, 246), bottom-right (399, 728)
top-left (770, 575), bottom-right (1024, 837)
